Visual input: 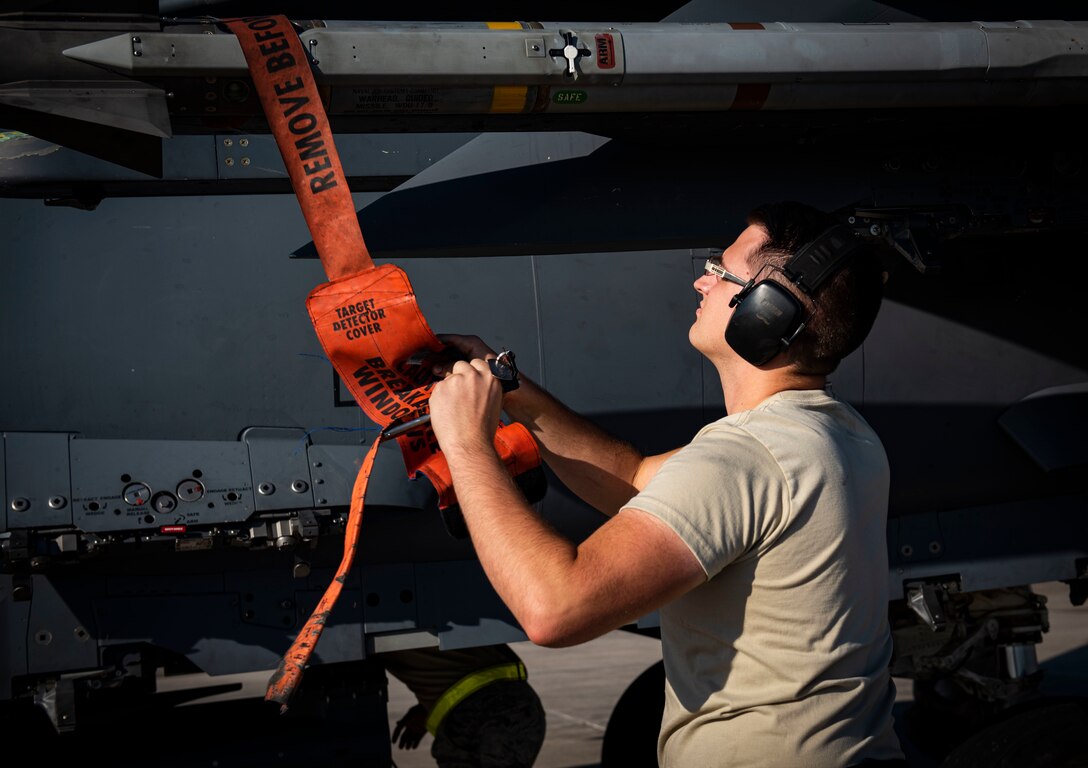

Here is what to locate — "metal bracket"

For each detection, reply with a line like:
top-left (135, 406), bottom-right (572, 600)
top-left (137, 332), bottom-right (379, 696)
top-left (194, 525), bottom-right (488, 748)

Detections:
top-left (907, 582), bottom-right (948, 631)
top-left (33, 677), bottom-right (77, 733)
top-left (849, 206), bottom-right (972, 275)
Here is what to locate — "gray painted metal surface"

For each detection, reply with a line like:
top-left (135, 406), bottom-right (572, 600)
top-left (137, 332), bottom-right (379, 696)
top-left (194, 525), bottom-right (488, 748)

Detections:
top-left (2, 8), bottom-right (1086, 761)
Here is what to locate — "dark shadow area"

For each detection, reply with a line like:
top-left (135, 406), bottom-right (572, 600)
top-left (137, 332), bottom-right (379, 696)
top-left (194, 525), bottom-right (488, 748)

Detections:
top-left (0, 660), bottom-right (393, 767)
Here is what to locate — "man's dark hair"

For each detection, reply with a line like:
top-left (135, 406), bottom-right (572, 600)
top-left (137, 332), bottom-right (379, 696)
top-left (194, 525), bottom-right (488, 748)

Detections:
top-left (745, 201), bottom-right (886, 375)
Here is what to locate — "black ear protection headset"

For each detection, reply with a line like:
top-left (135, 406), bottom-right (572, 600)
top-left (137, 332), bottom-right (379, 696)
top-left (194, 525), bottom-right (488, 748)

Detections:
top-left (725, 224), bottom-right (864, 366)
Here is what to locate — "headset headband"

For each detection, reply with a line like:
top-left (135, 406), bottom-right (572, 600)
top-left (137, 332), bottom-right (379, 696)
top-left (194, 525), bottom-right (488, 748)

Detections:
top-left (782, 224), bottom-right (863, 295)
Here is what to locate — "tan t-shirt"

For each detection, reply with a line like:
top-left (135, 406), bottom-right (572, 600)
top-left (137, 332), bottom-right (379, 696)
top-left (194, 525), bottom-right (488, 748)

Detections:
top-left (627, 389), bottom-right (903, 767)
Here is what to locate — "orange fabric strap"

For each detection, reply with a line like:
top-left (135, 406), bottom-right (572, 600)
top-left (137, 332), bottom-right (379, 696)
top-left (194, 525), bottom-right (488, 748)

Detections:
top-left (224, 15), bottom-right (541, 713)
top-left (226, 16), bottom-right (369, 280)
top-left (263, 435), bottom-right (381, 710)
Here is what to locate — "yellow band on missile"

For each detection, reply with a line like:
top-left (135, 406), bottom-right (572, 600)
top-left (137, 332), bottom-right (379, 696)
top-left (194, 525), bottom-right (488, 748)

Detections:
top-left (487, 23), bottom-right (529, 112)
top-left (490, 86), bottom-right (529, 112)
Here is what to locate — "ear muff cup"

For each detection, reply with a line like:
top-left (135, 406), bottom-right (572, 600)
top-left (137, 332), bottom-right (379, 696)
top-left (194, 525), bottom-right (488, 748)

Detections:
top-left (725, 280), bottom-right (803, 366)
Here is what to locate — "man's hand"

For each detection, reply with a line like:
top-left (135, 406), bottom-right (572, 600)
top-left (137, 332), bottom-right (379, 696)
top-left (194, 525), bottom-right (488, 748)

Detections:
top-left (430, 357), bottom-right (504, 459)
top-left (391, 703), bottom-right (428, 750)
top-left (431, 333), bottom-right (496, 378)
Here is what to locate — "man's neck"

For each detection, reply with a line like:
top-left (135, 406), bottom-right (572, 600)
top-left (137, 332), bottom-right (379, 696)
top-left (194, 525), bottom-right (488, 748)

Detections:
top-left (718, 365), bottom-right (826, 415)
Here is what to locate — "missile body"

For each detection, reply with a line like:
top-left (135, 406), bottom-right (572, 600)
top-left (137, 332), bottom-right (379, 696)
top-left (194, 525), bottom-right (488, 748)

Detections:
top-left (3, 16), bottom-right (1088, 173)
top-left (62, 19), bottom-right (1088, 116)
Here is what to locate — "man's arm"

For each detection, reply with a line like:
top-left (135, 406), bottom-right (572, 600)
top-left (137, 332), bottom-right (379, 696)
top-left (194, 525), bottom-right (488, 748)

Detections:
top-left (428, 357), bottom-right (705, 647)
top-left (436, 334), bottom-right (678, 514)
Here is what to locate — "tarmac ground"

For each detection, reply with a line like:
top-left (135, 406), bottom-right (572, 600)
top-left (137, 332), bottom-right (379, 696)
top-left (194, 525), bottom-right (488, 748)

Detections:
top-left (4, 582), bottom-right (1085, 767)
top-left (385, 581), bottom-right (1088, 768)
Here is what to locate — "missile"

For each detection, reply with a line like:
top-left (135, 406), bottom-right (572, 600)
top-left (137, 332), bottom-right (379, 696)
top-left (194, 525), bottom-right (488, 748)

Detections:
top-left (60, 19), bottom-right (1088, 112)
top-left (3, 16), bottom-right (1088, 174)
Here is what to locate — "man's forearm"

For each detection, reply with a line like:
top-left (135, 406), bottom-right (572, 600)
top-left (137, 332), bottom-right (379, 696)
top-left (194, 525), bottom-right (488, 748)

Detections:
top-left (442, 441), bottom-right (621, 647)
top-left (501, 375), bottom-right (644, 515)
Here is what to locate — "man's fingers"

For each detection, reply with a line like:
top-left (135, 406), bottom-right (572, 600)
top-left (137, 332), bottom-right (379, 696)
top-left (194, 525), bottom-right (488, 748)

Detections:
top-left (450, 359), bottom-right (478, 376)
top-left (443, 358), bottom-right (495, 380)
top-left (430, 334), bottom-right (496, 377)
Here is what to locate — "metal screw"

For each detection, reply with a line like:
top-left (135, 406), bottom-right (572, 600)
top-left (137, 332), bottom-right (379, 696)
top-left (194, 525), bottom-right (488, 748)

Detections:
top-left (900, 544), bottom-right (914, 557)
top-left (11, 497), bottom-right (29, 512)
top-left (290, 480), bottom-right (308, 494)
top-left (48, 496), bottom-right (67, 510)
top-left (258, 482), bottom-right (275, 495)
top-left (241, 157), bottom-right (250, 166)
top-left (239, 138), bottom-right (249, 147)
top-left (224, 157), bottom-right (234, 166)
top-left (223, 138), bottom-right (233, 147)
top-left (928, 541), bottom-right (942, 554)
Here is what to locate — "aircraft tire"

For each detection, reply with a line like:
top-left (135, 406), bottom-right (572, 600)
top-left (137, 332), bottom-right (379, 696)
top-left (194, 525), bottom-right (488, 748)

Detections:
top-left (939, 695), bottom-right (1088, 768)
top-left (600, 659), bottom-right (665, 768)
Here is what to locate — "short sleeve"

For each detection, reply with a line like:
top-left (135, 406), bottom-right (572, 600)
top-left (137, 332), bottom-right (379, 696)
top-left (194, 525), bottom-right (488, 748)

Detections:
top-left (625, 424), bottom-right (791, 578)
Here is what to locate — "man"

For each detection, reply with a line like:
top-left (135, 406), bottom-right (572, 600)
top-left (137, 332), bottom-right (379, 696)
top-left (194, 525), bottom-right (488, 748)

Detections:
top-left (427, 201), bottom-right (905, 766)
top-left (381, 643), bottom-right (545, 768)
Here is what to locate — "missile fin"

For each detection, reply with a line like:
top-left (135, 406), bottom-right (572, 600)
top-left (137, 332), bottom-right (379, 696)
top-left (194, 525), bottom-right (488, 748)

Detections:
top-left (0, 82), bottom-right (172, 138)
top-left (0, 102), bottom-right (163, 177)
